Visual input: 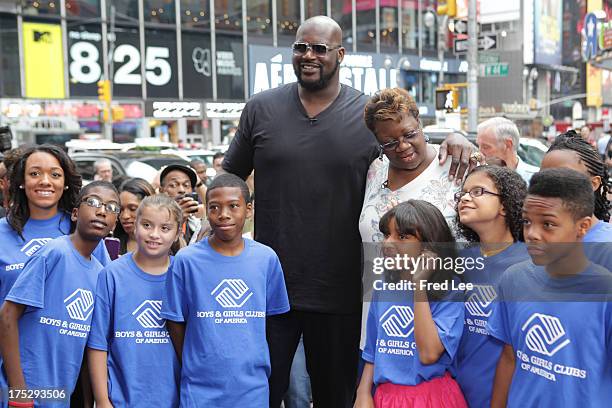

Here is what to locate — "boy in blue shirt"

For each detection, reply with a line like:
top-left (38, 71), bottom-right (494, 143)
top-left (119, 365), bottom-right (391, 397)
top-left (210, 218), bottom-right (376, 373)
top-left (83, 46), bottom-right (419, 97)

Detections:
top-left (488, 169), bottom-right (612, 408)
top-left (0, 181), bottom-right (119, 408)
top-left (161, 173), bottom-right (290, 408)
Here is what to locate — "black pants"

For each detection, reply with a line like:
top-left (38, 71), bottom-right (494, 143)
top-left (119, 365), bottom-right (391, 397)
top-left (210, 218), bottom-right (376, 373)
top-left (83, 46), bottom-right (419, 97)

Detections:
top-left (267, 309), bottom-right (361, 408)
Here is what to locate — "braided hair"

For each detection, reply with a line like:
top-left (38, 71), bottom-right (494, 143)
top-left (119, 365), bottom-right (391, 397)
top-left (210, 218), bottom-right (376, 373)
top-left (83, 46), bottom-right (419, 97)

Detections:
top-left (548, 130), bottom-right (611, 221)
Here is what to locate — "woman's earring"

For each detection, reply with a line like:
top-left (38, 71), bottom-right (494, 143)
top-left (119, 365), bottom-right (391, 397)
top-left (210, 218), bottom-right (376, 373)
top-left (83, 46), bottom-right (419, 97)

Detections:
top-left (19, 185), bottom-right (24, 189)
top-left (424, 134), bottom-right (430, 143)
top-left (378, 148), bottom-right (384, 161)
top-left (64, 186), bottom-right (69, 190)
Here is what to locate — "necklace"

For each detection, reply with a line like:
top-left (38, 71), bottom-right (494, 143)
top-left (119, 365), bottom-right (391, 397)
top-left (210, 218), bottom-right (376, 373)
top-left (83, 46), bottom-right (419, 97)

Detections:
top-left (480, 242), bottom-right (513, 258)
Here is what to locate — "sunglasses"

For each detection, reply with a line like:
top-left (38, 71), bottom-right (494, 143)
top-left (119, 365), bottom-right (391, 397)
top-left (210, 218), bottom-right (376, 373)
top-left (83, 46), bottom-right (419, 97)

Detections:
top-left (81, 196), bottom-right (120, 214)
top-left (292, 42), bottom-right (341, 56)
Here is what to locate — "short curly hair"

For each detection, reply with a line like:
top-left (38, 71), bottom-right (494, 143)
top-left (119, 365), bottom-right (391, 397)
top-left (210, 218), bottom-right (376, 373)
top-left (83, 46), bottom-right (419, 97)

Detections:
top-left (364, 87), bottom-right (420, 134)
top-left (456, 165), bottom-right (527, 243)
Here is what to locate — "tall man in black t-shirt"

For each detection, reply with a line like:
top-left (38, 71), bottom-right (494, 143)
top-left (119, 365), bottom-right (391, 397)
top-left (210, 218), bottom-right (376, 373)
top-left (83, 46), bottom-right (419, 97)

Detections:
top-left (223, 16), bottom-right (475, 408)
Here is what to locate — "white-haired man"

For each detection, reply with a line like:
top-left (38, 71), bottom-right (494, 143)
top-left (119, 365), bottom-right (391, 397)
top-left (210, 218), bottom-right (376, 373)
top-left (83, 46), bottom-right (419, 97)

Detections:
top-left (476, 117), bottom-right (539, 183)
top-left (93, 158), bottom-right (113, 182)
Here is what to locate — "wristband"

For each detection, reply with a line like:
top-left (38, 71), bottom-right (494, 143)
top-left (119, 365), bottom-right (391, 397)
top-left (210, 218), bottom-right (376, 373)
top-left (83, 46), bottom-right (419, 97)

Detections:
top-left (8, 401), bottom-right (34, 408)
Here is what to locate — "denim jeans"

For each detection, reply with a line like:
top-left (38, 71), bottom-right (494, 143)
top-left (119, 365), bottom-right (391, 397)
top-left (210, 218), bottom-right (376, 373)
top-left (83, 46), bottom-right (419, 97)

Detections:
top-left (283, 336), bottom-right (312, 408)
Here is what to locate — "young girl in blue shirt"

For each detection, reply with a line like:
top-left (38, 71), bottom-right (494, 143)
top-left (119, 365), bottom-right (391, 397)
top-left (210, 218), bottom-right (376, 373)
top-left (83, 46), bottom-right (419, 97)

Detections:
top-left (87, 194), bottom-right (182, 408)
top-left (355, 200), bottom-right (467, 408)
top-left (0, 145), bottom-right (110, 304)
top-left (454, 165), bottom-right (528, 408)
top-left (0, 181), bottom-right (119, 408)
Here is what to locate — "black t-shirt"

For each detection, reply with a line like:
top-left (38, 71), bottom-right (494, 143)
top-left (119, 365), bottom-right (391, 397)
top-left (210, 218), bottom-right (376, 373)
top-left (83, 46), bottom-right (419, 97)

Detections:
top-left (223, 83), bottom-right (379, 313)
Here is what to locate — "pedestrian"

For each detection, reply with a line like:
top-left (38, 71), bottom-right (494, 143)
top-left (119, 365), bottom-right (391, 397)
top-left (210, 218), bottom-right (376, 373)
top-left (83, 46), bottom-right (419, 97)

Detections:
top-left (87, 194), bottom-right (181, 408)
top-left (94, 158), bottom-right (114, 183)
top-left (158, 164), bottom-right (201, 245)
top-left (476, 117), bottom-right (539, 183)
top-left (0, 145), bottom-right (110, 304)
top-left (212, 152), bottom-right (225, 176)
top-left (161, 173), bottom-right (289, 407)
top-left (222, 16), bottom-right (475, 407)
top-left (355, 200), bottom-right (466, 408)
top-left (541, 130), bottom-right (611, 229)
top-left (489, 168), bottom-right (612, 407)
top-left (454, 166), bottom-right (528, 408)
top-left (0, 181), bottom-right (119, 408)
top-left (115, 178), bottom-right (156, 255)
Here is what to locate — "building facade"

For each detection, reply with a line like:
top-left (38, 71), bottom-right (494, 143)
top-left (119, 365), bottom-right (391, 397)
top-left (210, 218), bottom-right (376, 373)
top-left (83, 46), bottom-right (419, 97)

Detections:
top-left (0, 0), bottom-right (468, 145)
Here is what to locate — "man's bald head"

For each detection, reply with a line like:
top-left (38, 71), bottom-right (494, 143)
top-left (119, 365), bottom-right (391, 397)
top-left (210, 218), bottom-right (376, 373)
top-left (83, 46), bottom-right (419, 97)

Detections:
top-left (297, 16), bottom-right (342, 44)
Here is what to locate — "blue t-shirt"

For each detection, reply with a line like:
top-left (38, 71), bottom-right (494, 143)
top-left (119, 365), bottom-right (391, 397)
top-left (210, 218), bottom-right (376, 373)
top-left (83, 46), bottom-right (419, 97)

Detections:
top-left (584, 220), bottom-right (612, 242)
top-left (455, 243), bottom-right (529, 408)
top-left (487, 261), bottom-right (612, 408)
top-left (87, 254), bottom-right (179, 408)
top-left (161, 238), bottom-right (290, 408)
top-left (0, 213), bottom-right (110, 303)
top-left (0, 235), bottom-right (103, 407)
top-left (362, 285), bottom-right (464, 386)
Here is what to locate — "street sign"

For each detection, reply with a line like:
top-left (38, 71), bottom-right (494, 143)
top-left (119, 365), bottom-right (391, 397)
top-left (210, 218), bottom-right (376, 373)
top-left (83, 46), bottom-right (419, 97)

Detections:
top-left (478, 62), bottom-right (509, 77)
top-left (453, 35), bottom-right (498, 54)
top-left (479, 53), bottom-right (500, 64)
top-left (452, 19), bottom-right (481, 35)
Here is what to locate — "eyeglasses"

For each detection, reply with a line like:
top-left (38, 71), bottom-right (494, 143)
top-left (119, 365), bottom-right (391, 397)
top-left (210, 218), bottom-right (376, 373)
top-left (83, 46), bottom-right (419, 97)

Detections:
top-left (454, 187), bottom-right (501, 202)
top-left (379, 129), bottom-right (423, 151)
top-left (292, 42), bottom-right (341, 56)
top-left (81, 197), bottom-right (120, 214)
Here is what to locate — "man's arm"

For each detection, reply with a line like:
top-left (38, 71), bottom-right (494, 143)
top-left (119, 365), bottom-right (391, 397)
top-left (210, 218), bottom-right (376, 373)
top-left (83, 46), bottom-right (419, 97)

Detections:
top-left (438, 132), bottom-right (478, 183)
top-left (491, 343), bottom-right (516, 408)
top-left (166, 321), bottom-right (186, 363)
top-left (87, 349), bottom-right (113, 408)
top-left (0, 301), bottom-right (30, 402)
top-left (222, 104), bottom-right (255, 180)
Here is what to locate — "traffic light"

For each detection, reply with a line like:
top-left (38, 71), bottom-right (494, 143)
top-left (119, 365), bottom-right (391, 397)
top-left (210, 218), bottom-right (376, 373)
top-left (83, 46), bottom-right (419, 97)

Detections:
top-left (97, 80), bottom-right (111, 104)
top-left (435, 89), bottom-right (459, 112)
top-left (111, 106), bottom-right (125, 122)
top-left (437, 0), bottom-right (457, 17)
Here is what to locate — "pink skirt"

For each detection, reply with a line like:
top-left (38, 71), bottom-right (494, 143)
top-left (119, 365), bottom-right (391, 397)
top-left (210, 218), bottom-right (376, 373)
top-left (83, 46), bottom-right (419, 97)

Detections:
top-left (373, 372), bottom-right (468, 408)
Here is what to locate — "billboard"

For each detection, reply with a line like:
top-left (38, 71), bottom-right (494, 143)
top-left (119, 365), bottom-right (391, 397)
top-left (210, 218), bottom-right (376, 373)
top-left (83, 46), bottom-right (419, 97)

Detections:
top-left (534, 0), bottom-right (563, 65)
top-left (23, 22), bottom-right (65, 98)
top-left (248, 44), bottom-right (466, 97)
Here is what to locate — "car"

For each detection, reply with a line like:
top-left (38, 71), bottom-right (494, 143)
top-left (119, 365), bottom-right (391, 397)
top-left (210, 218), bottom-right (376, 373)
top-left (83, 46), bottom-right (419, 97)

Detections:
top-left (161, 149), bottom-right (217, 167)
top-left (518, 137), bottom-right (547, 167)
top-left (422, 126), bottom-right (476, 145)
top-left (71, 152), bottom-right (189, 184)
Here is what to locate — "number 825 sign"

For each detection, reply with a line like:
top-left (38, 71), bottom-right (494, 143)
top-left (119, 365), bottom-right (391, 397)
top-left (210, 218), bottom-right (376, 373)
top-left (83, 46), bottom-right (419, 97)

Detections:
top-left (68, 28), bottom-right (178, 99)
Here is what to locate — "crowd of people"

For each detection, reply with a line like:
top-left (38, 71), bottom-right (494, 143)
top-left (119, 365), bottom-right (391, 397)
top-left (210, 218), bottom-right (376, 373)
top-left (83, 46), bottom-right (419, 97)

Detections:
top-left (0, 15), bottom-right (610, 408)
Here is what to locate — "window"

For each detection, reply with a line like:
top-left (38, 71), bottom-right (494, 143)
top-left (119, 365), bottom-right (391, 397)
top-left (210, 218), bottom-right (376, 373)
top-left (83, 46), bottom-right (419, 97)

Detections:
top-left (66, 0), bottom-right (101, 18)
top-left (356, 2), bottom-right (375, 51)
top-left (247, 0), bottom-right (272, 41)
top-left (143, 0), bottom-right (176, 25)
top-left (215, 0), bottom-right (242, 33)
top-left (401, 0), bottom-right (417, 51)
top-left (21, 0), bottom-right (60, 16)
top-left (330, 1), bottom-right (352, 48)
top-left (277, 0), bottom-right (299, 46)
top-left (180, 0), bottom-right (210, 29)
top-left (305, 0), bottom-right (326, 18)
top-left (380, 2), bottom-right (398, 51)
top-left (0, 14), bottom-right (21, 97)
